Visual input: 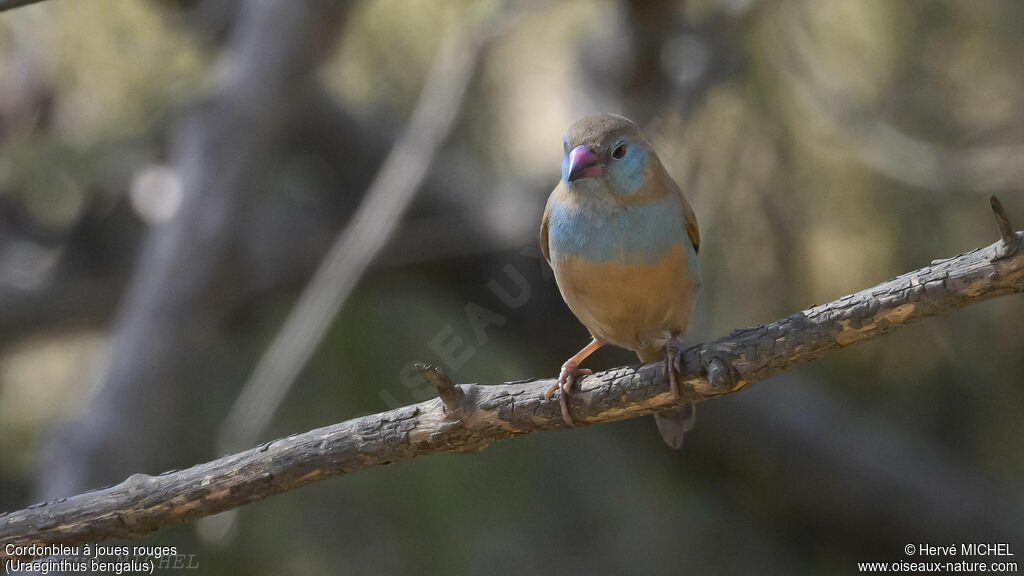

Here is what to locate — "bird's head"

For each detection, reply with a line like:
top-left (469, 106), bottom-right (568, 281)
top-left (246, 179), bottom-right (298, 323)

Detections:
top-left (561, 113), bottom-right (650, 197)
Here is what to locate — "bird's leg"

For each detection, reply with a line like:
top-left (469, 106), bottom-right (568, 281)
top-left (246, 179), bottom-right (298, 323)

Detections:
top-left (664, 335), bottom-right (685, 400)
top-left (545, 338), bottom-right (603, 426)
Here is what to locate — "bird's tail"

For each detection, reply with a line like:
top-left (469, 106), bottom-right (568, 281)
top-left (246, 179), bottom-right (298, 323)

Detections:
top-left (638, 346), bottom-right (696, 449)
top-left (654, 404), bottom-right (696, 449)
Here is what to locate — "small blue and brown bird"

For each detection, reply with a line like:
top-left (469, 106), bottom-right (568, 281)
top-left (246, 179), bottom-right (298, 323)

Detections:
top-left (540, 113), bottom-right (701, 448)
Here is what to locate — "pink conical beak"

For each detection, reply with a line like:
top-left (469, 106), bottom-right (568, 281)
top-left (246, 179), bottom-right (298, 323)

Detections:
top-left (567, 145), bottom-right (603, 181)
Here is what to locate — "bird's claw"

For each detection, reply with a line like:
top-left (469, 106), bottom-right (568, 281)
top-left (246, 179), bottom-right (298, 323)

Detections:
top-left (545, 363), bottom-right (592, 426)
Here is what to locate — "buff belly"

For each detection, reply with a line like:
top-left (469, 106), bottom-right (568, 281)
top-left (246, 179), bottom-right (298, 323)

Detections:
top-left (552, 241), bottom-right (700, 353)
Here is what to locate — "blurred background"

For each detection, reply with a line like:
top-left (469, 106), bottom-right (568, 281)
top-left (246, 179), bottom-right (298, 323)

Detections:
top-left (1, 0), bottom-right (1022, 573)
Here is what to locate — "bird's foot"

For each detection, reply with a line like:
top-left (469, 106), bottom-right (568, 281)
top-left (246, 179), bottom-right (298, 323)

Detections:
top-left (544, 361), bottom-right (593, 426)
top-left (704, 355), bottom-right (738, 393)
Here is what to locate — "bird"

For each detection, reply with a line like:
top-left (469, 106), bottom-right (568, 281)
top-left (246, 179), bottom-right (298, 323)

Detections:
top-left (540, 113), bottom-right (701, 448)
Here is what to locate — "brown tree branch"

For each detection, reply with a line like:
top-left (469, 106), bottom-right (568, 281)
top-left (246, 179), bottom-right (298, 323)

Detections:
top-left (1, 198), bottom-right (1022, 558)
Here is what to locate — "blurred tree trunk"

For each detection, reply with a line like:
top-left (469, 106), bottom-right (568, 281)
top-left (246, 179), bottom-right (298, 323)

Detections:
top-left (36, 0), bottom-right (351, 501)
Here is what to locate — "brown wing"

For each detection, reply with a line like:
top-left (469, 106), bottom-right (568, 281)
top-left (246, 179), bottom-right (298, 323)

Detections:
top-left (671, 179), bottom-right (700, 253)
top-left (540, 191), bottom-right (554, 264)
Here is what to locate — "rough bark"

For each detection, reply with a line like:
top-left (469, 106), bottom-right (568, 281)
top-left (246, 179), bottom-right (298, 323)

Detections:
top-left (1, 203), bottom-right (1020, 557)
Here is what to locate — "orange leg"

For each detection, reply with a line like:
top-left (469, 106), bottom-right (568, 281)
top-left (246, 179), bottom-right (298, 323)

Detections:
top-left (545, 338), bottom-right (604, 426)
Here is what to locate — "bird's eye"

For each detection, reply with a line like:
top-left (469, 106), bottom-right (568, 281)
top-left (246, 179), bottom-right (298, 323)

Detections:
top-left (611, 144), bottom-right (626, 159)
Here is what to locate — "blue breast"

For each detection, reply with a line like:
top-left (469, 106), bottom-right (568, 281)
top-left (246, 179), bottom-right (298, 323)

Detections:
top-left (547, 195), bottom-right (685, 265)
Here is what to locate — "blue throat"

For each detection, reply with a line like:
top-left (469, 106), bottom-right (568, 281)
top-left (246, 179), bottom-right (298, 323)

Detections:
top-left (547, 194), bottom-right (684, 265)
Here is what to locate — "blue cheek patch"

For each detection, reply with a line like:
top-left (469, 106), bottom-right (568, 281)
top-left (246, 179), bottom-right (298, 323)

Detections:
top-left (607, 147), bottom-right (646, 196)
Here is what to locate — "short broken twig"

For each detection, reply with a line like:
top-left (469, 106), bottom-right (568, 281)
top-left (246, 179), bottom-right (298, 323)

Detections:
top-left (415, 363), bottom-right (464, 417)
top-left (989, 195), bottom-right (1019, 259)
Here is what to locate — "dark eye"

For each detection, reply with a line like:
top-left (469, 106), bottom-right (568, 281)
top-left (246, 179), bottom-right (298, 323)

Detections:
top-left (611, 144), bottom-right (626, 159)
